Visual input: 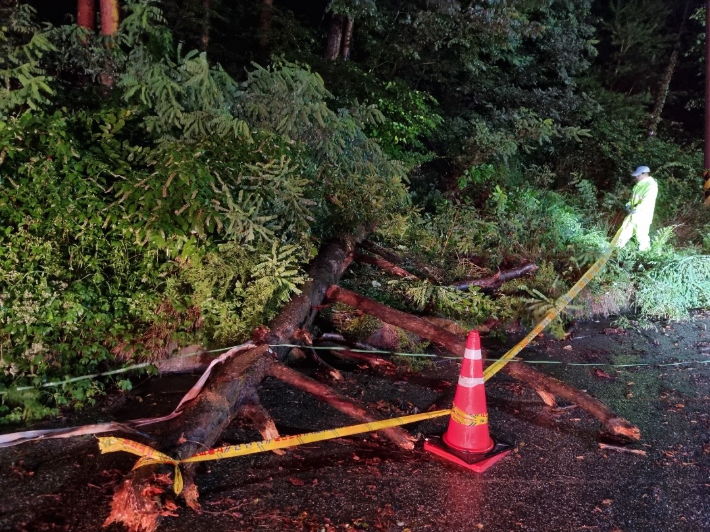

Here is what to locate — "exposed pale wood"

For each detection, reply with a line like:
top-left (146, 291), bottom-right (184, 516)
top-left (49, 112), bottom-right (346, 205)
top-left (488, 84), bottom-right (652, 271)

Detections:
top-left (105, 345), bottom-right (273, 532)
top-left (238, 398), bottom-right (285, 455)
top-left (599, 442), bottom-right (647, 456)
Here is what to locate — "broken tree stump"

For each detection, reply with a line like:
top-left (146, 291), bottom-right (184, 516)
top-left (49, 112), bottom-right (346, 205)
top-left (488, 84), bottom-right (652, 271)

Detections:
top-left (325, 285), bottom-right (640, 441)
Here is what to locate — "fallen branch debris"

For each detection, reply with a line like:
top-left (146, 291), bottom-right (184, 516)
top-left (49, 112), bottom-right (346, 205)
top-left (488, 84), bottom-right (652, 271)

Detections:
top-left (598, 442), bottom-right (647, 456)
top-left (325, 285), bottom-right (640, 441)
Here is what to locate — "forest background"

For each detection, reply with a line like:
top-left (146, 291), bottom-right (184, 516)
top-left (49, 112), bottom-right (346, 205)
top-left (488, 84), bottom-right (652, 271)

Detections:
top-left (0, 0), bottom-right (708, 424)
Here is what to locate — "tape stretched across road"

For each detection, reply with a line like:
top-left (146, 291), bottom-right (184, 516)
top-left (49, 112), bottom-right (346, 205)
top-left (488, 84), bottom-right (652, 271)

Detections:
top-left (483, 217), bottom-right (630, 380)
top-left (99, 409), bottom-right (452, 495)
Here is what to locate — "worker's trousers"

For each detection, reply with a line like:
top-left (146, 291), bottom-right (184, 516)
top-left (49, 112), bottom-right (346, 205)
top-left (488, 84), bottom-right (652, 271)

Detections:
top-left (616, 215), bottom-right (652, 251)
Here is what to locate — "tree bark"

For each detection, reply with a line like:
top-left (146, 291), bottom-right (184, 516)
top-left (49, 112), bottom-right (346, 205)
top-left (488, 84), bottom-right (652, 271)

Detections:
top-left (359, 240), bottom-right (446, 281)
top-left (267, 362), bottom-right (414, 449)
top-left (316, 341), bottom-right (396, 369)
top-left (324, 14), bottom-right (344, 60)
top-left (705, 0), bottom-right (710, 204)
top-left (354, 252), bottom-right (416, 278)
top-left (265, 233), bottom-right (365, 355)
top-left (104, 345), bottom-right (274, 532)
top-left (98, 0), bottom-right (119, 87)
top-left (449, 263), bottom-right (538, 291)
top-left (259, 0), bottom-right (274, 52)
top-left (648, 0), bottom-right (691, 137)
top-left (355, 248), bottom-right (536, 291)
top-left (200, 0), bottom-right (211, 52)
top-left (99, 0), bottom-right (119, 36)
top-left (77, 0), bottom-right (95, 30)
top-left (105, 235), bottom-right (373, 531)
top-left (237, 397), bottom-right (285, 454)
top-left (325, 285), bottom-right (640, 441)
top-left (341, 17), bottom-right (354, 60)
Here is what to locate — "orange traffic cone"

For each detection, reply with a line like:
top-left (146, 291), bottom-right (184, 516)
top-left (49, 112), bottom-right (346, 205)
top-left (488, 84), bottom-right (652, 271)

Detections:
top-left (424, 330), bottom-right (512, 472)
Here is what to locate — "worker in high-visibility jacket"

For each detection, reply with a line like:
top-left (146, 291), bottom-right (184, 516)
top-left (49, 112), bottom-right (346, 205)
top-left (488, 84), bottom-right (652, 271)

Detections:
top-left (617, 165), bottom-right (658, 252)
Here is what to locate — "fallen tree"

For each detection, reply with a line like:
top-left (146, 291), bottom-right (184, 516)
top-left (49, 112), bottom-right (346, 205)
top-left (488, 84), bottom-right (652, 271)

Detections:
top-left (325, 285), bottom-right (641, 441)
top-left (104, 236), bottom-right (638, 531)
top-left (105, 234), bottom-right (414, 532)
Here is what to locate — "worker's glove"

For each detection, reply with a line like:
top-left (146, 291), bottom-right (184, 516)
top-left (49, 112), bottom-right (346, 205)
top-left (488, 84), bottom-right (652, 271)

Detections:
top-left (624, 203), bottom-right (636, 215)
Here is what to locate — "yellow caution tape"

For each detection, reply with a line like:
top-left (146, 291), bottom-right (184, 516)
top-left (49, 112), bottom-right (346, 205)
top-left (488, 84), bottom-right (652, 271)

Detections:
top-left (483, 217), bottom-right (631, 380)
top-left (450, 405), bottom-right (488, 426)
top-left (99, 409), bottom-right (451, 495)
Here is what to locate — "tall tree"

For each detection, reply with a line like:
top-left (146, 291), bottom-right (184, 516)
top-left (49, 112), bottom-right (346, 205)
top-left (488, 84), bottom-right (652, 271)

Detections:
top-left (324, 13), bottom-right (344, 60)
top-left (648, 0), bottom-right (691, 137)
top-left (201, 0), bottom-right (210, 51)
top-left (99, 0), bottom-right (119, 36)
top-left (341, 16), bottom-right (354, 60)
top-left (705, 0), bottom-right (710, 204)
top-left (259, 0), bottom-right (273, 52)
top-left (77, 0), bottom-right (95, 30)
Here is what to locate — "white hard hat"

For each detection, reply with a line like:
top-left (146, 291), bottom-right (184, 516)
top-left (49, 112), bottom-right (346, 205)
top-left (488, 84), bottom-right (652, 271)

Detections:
top-left (632, 166), bottom-right (650, 177)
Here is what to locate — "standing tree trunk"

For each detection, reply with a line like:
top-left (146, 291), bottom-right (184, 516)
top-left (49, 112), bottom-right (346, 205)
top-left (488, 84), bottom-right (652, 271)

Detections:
top-left (259, 0), bottom-right (274, 52)
top-left (324, 14), bottom-right (344, 60)
top-left (77, 0), bottom-right (95, 30)
top-left (200, 0), bottom-right (210, 52)
top-left (99, 0), bottom-right (119, 36)
top-left (341, 17), bottom-right (354, 60)
top-left (99, 0), bottom-right (119, 87)
top-left (705, 0), bottom-right (710, 205)
top-left (648, 0), bottom-right (691, 137)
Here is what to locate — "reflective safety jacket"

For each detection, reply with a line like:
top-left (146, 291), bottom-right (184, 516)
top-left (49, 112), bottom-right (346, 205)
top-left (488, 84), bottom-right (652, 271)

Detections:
top-left (629, 176), bottom-right (658, 225)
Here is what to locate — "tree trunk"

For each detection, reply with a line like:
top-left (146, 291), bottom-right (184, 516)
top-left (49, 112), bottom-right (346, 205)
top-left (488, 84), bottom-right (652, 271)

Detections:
top-left (77, 0), bottom-right (95, 30)
top-left (325, 285), bottom-right (640, 441)
top-left (99, 0), bottom-right (119, 35)
top-left (705, 0), bottom-right (710, 206)
top-left (104, 345), bottom-right (274, 532)
top-left (324, 14), bottom-right (344, 60)
top-left (259, 0), bottom-right (274, 52)
top-left (341, 17), bottom-right (354, 60)
top-left (105, 235), bottom-right (371, 532)
top-left (200, 0), bottom-right (210, 52)
top-left (648, 0), bottom-right (690, 137)
top-left (98, 0), bottom-right (119, 87)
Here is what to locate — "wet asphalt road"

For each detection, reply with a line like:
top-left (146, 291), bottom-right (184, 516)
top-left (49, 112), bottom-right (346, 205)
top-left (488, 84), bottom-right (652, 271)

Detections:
top-left (1, 316), bottom-right (710, 531)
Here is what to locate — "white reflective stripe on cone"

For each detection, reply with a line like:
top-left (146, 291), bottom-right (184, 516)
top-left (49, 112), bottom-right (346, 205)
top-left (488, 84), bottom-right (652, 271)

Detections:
top-left (458, 376), bottom-right (484, 387)
top-left (463, 348), bottom-right (482, 360)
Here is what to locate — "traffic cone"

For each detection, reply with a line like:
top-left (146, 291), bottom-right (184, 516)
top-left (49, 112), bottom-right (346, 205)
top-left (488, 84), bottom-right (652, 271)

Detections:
top-left (424, 330), bottom-right (512, 472)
